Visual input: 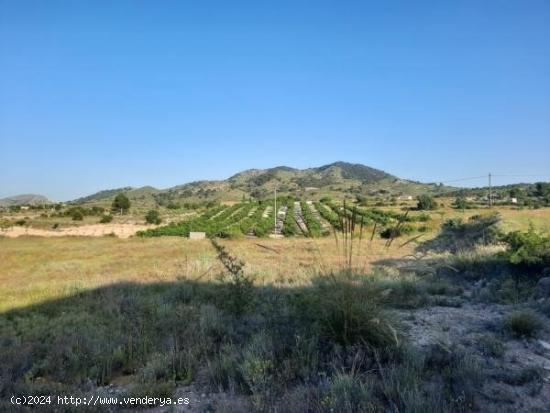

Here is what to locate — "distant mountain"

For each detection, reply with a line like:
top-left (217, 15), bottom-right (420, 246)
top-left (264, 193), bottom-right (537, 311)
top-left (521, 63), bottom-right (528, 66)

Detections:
top-left (72, 187), bottom-right (134, 203)
top-left (315, 162), bottom-right (393, 182)
top-left (71, 186), bottom-right (160, 205)
top-left (227, 162), bottom-right (395, 192)
top-left (71, 162), bottom-right (451, 205)
top-left (0, 194), bottom-right (50, 207)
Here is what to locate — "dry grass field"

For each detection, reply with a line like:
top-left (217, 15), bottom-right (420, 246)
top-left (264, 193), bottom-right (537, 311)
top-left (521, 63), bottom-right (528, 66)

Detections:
top-left (0, 237), bottom-right (215, 312)
top-left (1, 205), bottom-right (548, 314)
top-left (0, 235), bottom-right (414, 313)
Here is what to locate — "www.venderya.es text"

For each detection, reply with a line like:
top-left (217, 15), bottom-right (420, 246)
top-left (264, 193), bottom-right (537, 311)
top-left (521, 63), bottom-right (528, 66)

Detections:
top-left (11, 395), bottom-right (190, 407)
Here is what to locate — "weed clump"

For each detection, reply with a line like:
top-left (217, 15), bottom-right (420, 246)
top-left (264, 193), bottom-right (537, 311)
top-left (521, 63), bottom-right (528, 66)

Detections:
top-left (504, 310), bottom-right (543, 338)
top-left (418, 213), bottom-right (501, 254)
top-left (477, 334), bottom-right (506, 358)
top-left (99, 214), bottom-right (112, 223)
top-left (211, 239), bottom-right (254, 315)
top-left (308, 273), bottom-right (401, 348)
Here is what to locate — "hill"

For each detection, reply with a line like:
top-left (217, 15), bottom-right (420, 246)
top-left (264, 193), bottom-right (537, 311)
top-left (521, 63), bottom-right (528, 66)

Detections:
top-left (0, 194), bottom-right (50, 207)
top-left (70, 162), bottom-right (452, 206)
top-left (70, 186), bottom-right (160, 208)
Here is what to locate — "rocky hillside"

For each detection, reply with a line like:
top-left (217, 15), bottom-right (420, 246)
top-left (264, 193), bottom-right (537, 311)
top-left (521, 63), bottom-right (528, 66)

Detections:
top-left (0, 194), bottom-right (50, 207)
top-left (71, 162), bottom-right (450, 206)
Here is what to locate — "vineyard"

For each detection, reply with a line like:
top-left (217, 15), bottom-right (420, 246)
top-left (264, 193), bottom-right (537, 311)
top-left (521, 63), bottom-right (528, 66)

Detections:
top-left (138, 198), bottom-right (429, 239)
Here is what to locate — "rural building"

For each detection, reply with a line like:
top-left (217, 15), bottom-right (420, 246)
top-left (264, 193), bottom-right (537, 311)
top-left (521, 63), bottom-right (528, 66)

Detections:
top-left (189, 232), bottom-right (206, 240)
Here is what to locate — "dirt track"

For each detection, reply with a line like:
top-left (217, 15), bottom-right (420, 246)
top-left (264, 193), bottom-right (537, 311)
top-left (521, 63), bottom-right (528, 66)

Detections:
top-left (1, 224), bottom-right (152, 238)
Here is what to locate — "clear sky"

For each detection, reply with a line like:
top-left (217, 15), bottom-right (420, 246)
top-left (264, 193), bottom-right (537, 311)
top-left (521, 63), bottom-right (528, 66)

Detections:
top-left (1, 0), bottom-right (549, 201)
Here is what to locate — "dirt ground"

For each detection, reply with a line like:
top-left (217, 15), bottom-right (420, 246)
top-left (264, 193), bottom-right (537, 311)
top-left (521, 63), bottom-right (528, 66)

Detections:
top-left (400, 303), bottom-right (550, 412)
top-left (1, 223), bottom-right (153, 238)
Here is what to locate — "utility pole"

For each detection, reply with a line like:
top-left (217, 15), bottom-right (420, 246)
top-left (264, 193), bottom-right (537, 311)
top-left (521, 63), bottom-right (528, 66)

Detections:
top-left (488, 173), bottom-right (492, 208)
top-left (274, 188), bottom-right (277, 233)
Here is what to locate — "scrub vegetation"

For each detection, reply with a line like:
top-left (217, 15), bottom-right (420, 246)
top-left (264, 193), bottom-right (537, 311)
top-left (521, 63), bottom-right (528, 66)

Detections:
top-left (1, 188), bottom-right (549, 412)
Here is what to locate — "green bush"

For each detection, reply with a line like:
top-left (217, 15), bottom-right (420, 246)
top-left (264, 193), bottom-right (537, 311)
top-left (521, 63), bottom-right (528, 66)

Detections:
top-left (145, 210), bottom-right (162, 225)
top-left (111, 193), bottom-right (130, 214)
top-left (501, 227), bottom-right (550, 271)
top-left (504, 310), bottom-right (542, 338)
top-left (380, 224), bottom-right (414, 239)
top-left (99, 215), bottom-right (113, 224)
top-left (416, 195), bottom-right (437, 210)
top-left (416, 213), bottom-right (432, 222)
top-left (452, 196), bottom-right (474, 210)
top-left (71, 210), bottom-right (84, 221)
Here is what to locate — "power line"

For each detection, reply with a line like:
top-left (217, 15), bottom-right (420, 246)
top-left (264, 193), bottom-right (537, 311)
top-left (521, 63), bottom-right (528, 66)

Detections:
top-left (438, 173), bottom-right (550, 185)
top-left (492, 174), bottom-right (550, 178)
top-left (439, 175), bottom-right (487, 184)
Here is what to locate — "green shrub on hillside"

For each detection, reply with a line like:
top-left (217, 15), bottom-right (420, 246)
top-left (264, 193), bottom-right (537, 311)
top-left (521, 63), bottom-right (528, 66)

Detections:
top-left (501, 227), bottom-right (550, 271)
top-left (111, 193), bottom-right (131, 214)
top-left (145, 210), bottom-right (162, 225)
top-left (416, 195), bottom-right (438, 210)
top-left (71, 210), bottom-right (84, 221)
top-left (99, 214), bottom-right (113, 224)
top-left (453, 196), bottom-right (474, 210)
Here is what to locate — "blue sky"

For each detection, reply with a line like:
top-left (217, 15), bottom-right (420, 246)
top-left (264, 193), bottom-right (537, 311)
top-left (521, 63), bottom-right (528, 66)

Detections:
top-left (1, 1), bottom-right (549, 201)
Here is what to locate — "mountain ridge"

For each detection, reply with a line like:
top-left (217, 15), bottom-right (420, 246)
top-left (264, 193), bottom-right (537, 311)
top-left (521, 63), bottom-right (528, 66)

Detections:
top-left (66, 162), bottom-right (441, 205)
top-left (0, 194), bottom-right (50, 207)
top-left (0, 162), bottom-right (459, 206)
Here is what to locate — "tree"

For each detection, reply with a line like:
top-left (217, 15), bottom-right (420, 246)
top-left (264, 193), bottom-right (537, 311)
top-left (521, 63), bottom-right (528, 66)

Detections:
top-left (453, 196), bottom-right (469, 211)
top-left (509, 188), bottom-right (520, 198)
top-left (416, 195), bottom-right (437, 210)
top-left (145, 210), bottom-right (161, 225)
top-left (535, 182), bottom-right (550, 198)
top-left (112, 193), bottom-right (130, 214)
